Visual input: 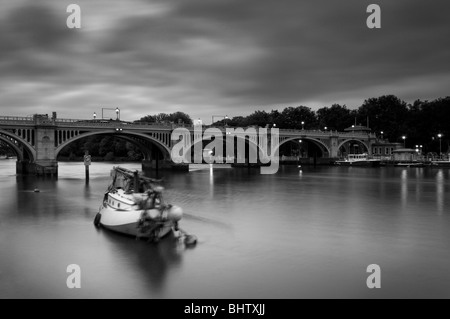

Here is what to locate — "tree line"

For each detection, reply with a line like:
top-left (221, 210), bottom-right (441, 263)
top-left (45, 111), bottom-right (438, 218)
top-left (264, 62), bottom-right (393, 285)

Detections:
top-left (215, 95), bottom-right (450, 154)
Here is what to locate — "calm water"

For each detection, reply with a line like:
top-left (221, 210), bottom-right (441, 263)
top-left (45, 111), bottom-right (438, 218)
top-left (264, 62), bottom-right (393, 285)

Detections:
top-left (0, 160), bottom-right (449, 299)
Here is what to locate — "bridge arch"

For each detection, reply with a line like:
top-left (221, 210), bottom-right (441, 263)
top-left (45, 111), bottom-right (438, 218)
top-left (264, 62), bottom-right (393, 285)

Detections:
top-left (176, 133), bottom-right (264, 164)
top-left (337, 139), bottom-right (369, 155)
top-left (54, 130), bottom-right (171, 160)
top-left (0, 129), bottom-right (36, 161)
top-left (0, 136), bottom-right (24, 161)
top-left (276, 137), bottom-right (331, 158)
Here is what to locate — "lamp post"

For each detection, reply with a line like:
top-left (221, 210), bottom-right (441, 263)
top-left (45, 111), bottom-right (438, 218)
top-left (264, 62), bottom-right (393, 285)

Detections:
top-left (380, 131), bottom-right (384, 139)
top-left (402, 136), bottom-right (406, 148)
top-left (93, 112), bottom-right (96, 119)
top-left (102, 107), bottom-right (120, 120)
top-left (438, 133), bottom-right (443, 157)
top-left (301, 121), bottom-right (305, 130)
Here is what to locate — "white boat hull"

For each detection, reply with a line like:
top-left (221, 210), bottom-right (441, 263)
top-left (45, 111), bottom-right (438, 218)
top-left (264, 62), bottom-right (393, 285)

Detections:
top-left (335, 160), bottom-right (381, 167)
top-left (98, 204), bottom-right (176, 240)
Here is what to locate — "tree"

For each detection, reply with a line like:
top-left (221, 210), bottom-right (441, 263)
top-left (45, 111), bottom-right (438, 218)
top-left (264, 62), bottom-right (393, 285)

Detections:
top-left (136, 111), bottom-right (193, 125)
top-left (317, 104), bottom-right (354, 131)
top-left (168, 111), bottom-right (193, 125)
top-left (99, 136), bottom-right (115, 156)
top-left (357, 95), bottom-right (408, 142)
top-left (279, 106), bottom-right (317, 130)
top-left (245, 110), bottom-right (272, 127)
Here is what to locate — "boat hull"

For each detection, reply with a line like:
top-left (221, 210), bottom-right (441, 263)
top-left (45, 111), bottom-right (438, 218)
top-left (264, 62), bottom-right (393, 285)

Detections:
top-left (335, 160), bottom-right (381, 167)
top-left (98, 205), bottom-right (175, 240)
top-left (431, 161), bottom-right (450, 167)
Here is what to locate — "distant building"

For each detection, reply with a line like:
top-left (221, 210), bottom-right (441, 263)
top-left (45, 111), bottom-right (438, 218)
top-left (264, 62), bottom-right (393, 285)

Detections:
top-left (372, 142), bottom-right (403, 158)
top-left (392, 148), bottom-right (421, 162)
top-left (344, 125), bottom-right (372, 134)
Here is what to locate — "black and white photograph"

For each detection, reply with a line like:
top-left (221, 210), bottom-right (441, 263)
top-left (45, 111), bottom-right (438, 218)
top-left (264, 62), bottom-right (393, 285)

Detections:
top-left (0, 0), bottom-right (450, 301)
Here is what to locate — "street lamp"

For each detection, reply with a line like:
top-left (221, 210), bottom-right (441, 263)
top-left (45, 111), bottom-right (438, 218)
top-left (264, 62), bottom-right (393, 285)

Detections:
top-left (438, 133), bottom-right (443, 156)
top-left (93, 112), bottom-right (96, 119)
top-left (324, 126), bottom-right (328, 131)
top-left (301, 121), bottom-right (305, 130)
top-left (380, 131), bottom-right (384, 139)
top-left (402, 136), bottom-right (406, 148)
top-left (102, 107), bottom-right (119, 120)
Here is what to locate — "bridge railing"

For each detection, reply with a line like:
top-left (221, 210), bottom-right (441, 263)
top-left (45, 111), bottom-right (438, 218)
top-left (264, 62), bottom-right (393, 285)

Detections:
top-left (0, 116), bottom-right (34, 124)
top-left (200, 126), bottom-right (377, 139)
top-left (54, 119), bottom-right (179, 129)
top-left (278, 129), bottom-right (376, 138)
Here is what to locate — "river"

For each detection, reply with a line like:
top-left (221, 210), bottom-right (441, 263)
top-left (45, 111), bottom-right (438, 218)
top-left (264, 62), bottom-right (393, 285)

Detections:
top-left (0, 160), bottom-right (449, 298)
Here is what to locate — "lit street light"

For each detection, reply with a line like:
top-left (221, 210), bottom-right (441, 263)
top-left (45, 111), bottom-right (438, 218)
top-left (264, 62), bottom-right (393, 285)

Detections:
top-left (301, 121), bottom-right (305, 130)
top-left (212, 115), bottom-right (228, 126)
top-left (93, 112), bottom-right (96, 119)
top-left (402, 135), bottom-right (406, 148)
top-left (438, 133), bottom-right (443, 156)
top-left (115, 107), bottom-right (120, 120)
top-left (380, 131), bottom-right (384, 139)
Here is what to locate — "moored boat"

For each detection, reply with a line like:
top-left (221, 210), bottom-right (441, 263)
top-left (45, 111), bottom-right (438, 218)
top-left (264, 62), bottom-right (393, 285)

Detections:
top-left (431, 160), bottom-right (450, 167)
top-left (94, 167), bottom-right (196, 245)
top-left (335, 153), bottom-right (381, 167)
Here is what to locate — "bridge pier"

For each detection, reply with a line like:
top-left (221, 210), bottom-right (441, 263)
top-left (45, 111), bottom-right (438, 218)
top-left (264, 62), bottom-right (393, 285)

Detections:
top-left (16, 160), bottom-right (58, 176)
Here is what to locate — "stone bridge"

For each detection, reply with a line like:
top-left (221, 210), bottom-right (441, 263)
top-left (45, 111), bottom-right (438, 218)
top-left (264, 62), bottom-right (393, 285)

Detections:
top-left (0, 113), bottom-right (377, 175)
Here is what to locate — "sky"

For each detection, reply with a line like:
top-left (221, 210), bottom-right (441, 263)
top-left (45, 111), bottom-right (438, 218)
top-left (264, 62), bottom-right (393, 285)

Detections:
top-left (0, 0), bottom-right (449, 123)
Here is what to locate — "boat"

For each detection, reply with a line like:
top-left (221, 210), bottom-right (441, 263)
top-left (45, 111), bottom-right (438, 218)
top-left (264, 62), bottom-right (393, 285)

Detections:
top-left (335, 153), bottom-right (381, 167)
top-left (94, 167), bottom-right (196, 245)
top-left (431, 159), bottom-right (450, 167)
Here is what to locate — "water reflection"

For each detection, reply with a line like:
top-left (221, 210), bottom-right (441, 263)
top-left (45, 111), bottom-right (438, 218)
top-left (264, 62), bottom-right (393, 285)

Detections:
top-left (99, 230), bottom-right (183, 293)
top-left (401, 169), bottom-right (408, 208)
top-left (436, 170), bottom-right (444, 214)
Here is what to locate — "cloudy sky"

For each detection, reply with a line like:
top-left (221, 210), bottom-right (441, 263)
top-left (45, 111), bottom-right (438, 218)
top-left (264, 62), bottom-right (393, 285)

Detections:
top-left (0, 0), bottom-right (449, 123)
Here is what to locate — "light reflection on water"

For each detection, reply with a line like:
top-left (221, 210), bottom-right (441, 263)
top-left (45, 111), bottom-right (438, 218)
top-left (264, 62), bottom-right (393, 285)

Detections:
top-left (0, 160), bottom-right (449, 298)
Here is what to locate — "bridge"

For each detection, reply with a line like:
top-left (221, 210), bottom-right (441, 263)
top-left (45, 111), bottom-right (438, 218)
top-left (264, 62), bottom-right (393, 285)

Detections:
top-left (0, 113), bottom-right (378, 175)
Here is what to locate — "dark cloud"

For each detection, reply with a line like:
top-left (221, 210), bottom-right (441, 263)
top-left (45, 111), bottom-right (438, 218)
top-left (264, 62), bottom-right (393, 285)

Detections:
top-left (7, 4), bottom-right (69, 49)
top-left (0, 0), bottom-right (450, 120)
top-left (0, 2), bottom-right (78, 78)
